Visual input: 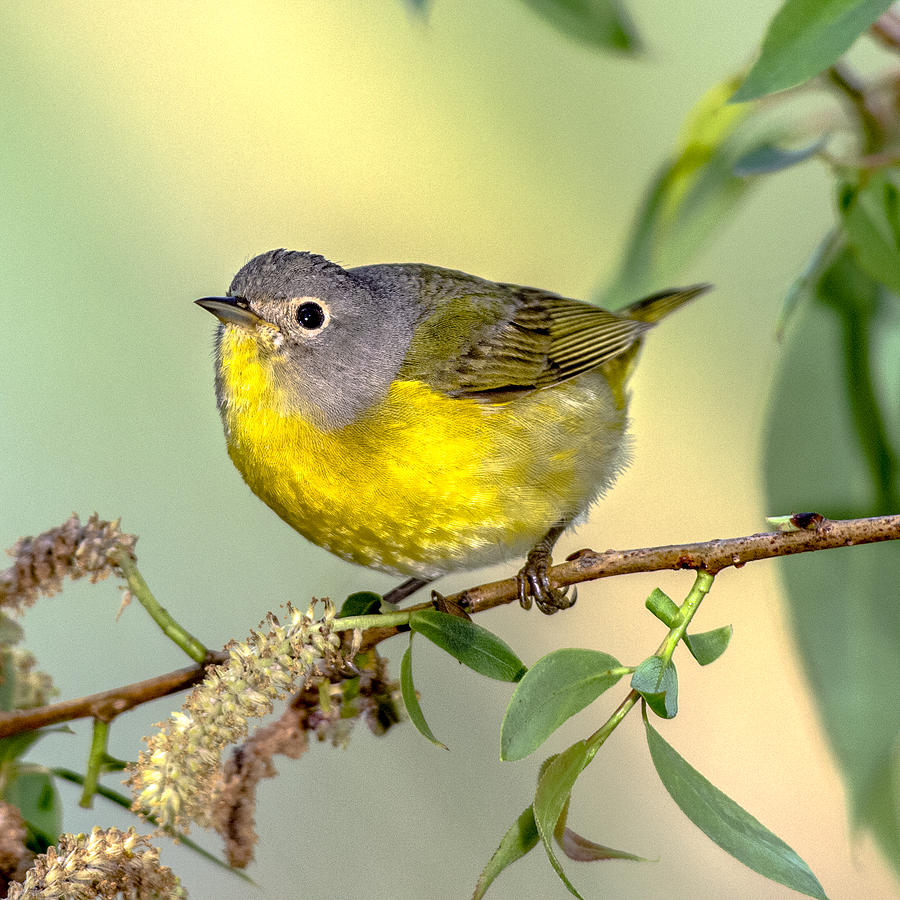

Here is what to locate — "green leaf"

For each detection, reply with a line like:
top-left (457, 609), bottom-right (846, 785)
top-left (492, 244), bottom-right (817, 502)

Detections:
top-left (839, 171), bottom-right (900, 297)
top-left (500, 649), bottom-right (625, 761)
top-left (683, 625), bottom-right (733, 666)
top-left (409, 609), bottom-right (527, 682)
top-left (731, 0), bottom-right (894, 102)
top-left (645, 716), bottom-right (827, 899)
top-left (517, 0), bottom-right (640, 54)
top-left (599, 76), bottom-right (767, 306)
top-left (763, 253), bottom-right (900, 876)
top-left (814, 248), bottom-right (899, 510)
top-left (5, 770), bottom-right (62, 846)
top-left (338, 591), bottom-right (383, 617)
top-left (774, 228), bottom-right (844, 338)
top-left (472, 805), bottom-right (540, 900)
top-left (644, 588), bottom-right (680, 626)
top-left (554, 795), bottom-right (647, 862)
top-left (399, 637), bottom-right (447, 750)
top-left (533, 742), bottom-right (591, 898)
top-left (631, 657), bottom-right (678, 718)
top-left (732, 135), bottom-right (828, 175)
top-left (0, 732), bottom-right (44, 765)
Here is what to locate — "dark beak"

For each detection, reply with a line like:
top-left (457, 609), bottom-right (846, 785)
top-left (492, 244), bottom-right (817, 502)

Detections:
top-left (195, 296), bottom-right (264, 329)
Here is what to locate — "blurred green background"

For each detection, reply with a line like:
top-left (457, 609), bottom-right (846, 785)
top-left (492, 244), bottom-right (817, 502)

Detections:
top-left (2, 1), bottom-right (896, 897)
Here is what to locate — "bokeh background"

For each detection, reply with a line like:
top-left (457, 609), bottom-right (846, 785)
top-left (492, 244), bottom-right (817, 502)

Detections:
top-left (2, 2), bottom-right (897, 898)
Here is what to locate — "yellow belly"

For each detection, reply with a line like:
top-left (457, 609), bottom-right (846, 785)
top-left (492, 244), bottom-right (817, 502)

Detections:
top-left (217, 328), bottom-right (628, 578)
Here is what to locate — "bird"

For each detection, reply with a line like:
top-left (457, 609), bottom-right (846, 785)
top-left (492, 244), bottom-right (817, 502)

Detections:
top-left (196, 249), bottom-right (707, 613)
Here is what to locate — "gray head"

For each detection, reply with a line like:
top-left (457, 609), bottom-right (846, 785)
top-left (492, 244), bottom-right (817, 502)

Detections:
top-left (198, 250), bottom-right (418, 430)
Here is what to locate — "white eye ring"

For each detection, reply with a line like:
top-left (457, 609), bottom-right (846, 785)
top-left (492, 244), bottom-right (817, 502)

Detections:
top-left (293, 297), bottom-right (330, 334)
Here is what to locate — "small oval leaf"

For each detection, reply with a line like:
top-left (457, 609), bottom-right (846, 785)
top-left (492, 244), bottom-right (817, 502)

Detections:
top-left (645, 588), bottom-right (680, 626)
top-left (631, 657), bottom-right (678, 718)
top-left (732, 136), bottom-right (828, 176)
top-left (553, 794), bottom-right (647, 862)
top-left (338, 591), bottom-right (383, 618)
top-left (399, 639), bottom-right (447, 750)
top-left (683, 625), bottom-right (733, 666)
top-left (501, 649), bottom-right (625, 761)
top-left (409, 609), bottom-right (526, 682)
top-left (644, 717), bottom-right (827, 899)
top-left (472, 805), bottom-right (540, 900)
top-left (534, 741), bottom-right (591, 899)
top-left (5, 771), bottom-right (62, 846)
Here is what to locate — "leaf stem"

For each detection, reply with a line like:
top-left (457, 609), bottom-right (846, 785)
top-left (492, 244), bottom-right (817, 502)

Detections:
top-left (585, 690), bottom-right (641, 762)
top-left (658, 570), bottom-right (716, 665)
top-left (333, 611), bottom-right (411, 632)
top-left (115, 553), bottom-right (208, 663)
top-left (79, 718), bottom-right (108, 808)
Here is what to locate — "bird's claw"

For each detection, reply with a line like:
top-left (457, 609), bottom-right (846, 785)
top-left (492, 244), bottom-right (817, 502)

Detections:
top-left (516, 548), bottom-right (576, 614)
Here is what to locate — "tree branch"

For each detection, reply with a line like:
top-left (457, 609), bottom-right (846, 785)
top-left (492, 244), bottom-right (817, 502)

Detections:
top-left (360, 513), bottom-right (900, 647)
top-left (0, 652), bottom-right (226, 739)
top-left (1, 514), bottom-right (897, 737)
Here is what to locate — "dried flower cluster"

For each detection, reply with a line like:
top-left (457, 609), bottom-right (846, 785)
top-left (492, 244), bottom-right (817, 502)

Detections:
top-left (302, 652), bottom-right (402, 746)
top-left (211, 651), bottom-right (401, 867)
top-left (0, 802), bottom-right (33, 891)
top-left (128, 599), bottom-right (357, 830)
top-left (6, 827), bottom-right (181, 899)
top-left (0, 514), bottom-right (137, 611)
top-left (9, 648), bottom-right (57, 710)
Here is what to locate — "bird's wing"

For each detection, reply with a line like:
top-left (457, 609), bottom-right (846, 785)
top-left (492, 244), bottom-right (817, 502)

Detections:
top-left (352, 263), bottom-right (704, 402)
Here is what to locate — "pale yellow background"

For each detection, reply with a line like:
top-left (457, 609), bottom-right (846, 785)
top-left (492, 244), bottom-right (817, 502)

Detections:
top-left (1, 2), bottom-right (897, 898)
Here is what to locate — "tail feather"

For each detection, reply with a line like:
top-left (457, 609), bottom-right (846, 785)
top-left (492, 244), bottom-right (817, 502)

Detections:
top-left (622, 283), bottom-right (711, 324)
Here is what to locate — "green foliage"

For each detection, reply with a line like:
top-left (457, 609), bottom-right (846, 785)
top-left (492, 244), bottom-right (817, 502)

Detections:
top-left (732, 0), bottom-right (894, 101)
top-left (533, 742), bottom-right (592, 898)
top-left (631, 656), bottom-right (678, 718)
top-left (473, 806), bottom-right (540, 900)
top-left (644, 587), bottom-right (680, 626)
top-left (644, 715), bottom-right (828, 899)
top-left (400, 637), bottom-right (448, 749)
top-left (338, 591), bottom-right (384, 617)
top-left (598, 75), bottom-right (772, 306)
top-left (839, 170), bottom-right (900, 297)
top-left (764, 246), bottom-right (900, 876)
top-left (682, 625), bottom-right (733, 666)
top-left (408, 609), bottom-right (527, 681)
top-left (500, 649), bottom-right (626, 760)
top-left (517, 0), bottom-right (639, 53)
top-left (5, 771), bottom-right (61, 851)
top-left (732, 136), bottom-right (830, 176)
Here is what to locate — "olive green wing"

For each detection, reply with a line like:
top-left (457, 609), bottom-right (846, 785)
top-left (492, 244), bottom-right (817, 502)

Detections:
top-left (355, 263), bottom-right (707, 401)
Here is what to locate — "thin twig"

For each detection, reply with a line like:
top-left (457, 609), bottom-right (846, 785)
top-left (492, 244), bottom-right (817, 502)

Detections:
top-left (1, 514), bottom-right (897, 737)
top-left (0, 653), bottom-right (226, 739)
top-left (825, 63), bottom-right (886, 154)
top-left (361, 513), bottom-right (900, 648)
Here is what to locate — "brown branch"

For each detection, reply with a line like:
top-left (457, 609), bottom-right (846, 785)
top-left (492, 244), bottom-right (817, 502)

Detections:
top-left (0, 652), bottom-right (226, 739)
top-left (1, 514), bottom-right (897, 737)
top-left (360, 513), bottom-right (900, 648)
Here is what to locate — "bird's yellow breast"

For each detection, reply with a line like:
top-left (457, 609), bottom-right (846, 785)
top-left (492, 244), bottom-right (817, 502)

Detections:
top-left (215, 326), bottom-right (626, 578)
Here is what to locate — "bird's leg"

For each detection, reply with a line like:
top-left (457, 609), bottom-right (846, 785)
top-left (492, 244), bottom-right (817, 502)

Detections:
top-left (383, 576), bottom-right (432, 606)
top-left (516, 522), bottom-right (577, 615)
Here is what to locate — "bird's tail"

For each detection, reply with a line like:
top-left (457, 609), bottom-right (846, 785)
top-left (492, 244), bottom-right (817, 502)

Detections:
top-left (622, 283), bottom-right (711, 324)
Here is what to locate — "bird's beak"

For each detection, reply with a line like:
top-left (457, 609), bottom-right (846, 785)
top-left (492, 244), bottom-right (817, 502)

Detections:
top-left (195, 296), bottom-right (265, 329)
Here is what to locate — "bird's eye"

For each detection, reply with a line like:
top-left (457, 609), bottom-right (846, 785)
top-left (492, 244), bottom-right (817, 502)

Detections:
top-left (295, 301), bottom-right (326, 331)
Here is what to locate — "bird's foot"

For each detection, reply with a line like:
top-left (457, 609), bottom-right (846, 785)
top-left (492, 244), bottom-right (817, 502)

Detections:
top-left (516, 546), bottom-right (576, 615)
